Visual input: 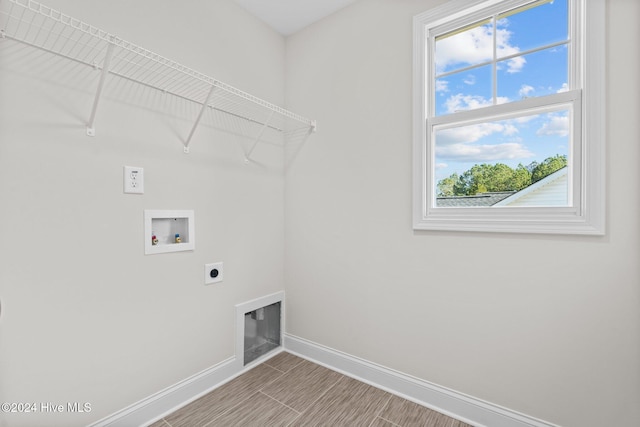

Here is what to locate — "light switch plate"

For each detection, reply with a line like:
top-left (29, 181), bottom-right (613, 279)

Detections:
top-left (124, 166), bottom-right (144, 194)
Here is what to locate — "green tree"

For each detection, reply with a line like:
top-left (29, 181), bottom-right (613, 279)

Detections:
top-left (454, 163), bottom-right (515, 195)
top-left (437, 173), bottom-right (458, 196)
top-left (437, 155), bottom-right (567, 197)
top-left (488, 163), bottom-right (516, 192)
top-left (530, 154), bottom-right (567, 183)
top-left (507, 163), bottom-right (532, 191)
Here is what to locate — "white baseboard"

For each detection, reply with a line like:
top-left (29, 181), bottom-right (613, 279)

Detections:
top-left (88, 357), bottom-right (240, 427)
top-left (284, 334), bottom-right (560, 427)
top-left (88, 348), bottom-right (286, 427)
top-left (89, 332), bottom-right (559, 427)
top-left (90, 291), bottom-right (287, 427)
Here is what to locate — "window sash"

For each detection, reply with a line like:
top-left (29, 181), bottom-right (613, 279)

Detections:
top-left (428, 0), bottom-right (574, 116)
top-left (412, 0), bottom-right (605, 234)
top-left (428, 90), bottom-right (579, 128)
top-left (425, 93), bottom-right (582, 211)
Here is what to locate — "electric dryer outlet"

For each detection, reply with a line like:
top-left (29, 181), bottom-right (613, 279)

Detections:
top-left (204, 262), bottom-right (223, 285)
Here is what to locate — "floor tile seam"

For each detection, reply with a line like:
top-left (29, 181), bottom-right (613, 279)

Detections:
top-left (264, 365), bottom-right (287, 374)
top-left (283, 411), bottom-right (303, 427)
top-left (272, 373), bottom-right (348, 426)
top-left (258, 367), bottom-right (346, 423)
top-left (370, 394), bottom-right (394, 425)
top-left (199, 389), bottom-right (262, 427)
top-left (359, 389), bottom-right (393, 427)
top-left (261, 363), bottom-right (288, 375)
top-left (264, 356), bottom-right (306, 374)
top-left (257, 390), bottom-right (302, 415)
top-left (273, 360), bottom-right (341, 391)
top-left (167, 366), bottom-right (286, 427)
top-left (285, 357), bottom-right (306, 371)
top-left (254, 366), bottom-right (287, 392)
top-left (157, 419), bottom-right (173, 427)
top-left (256, 370), bottom-right (288, 393)
top-left (374, 416), bottom-right (403, 427)
top-left (293, 371), bottom-right (347, 414)
top-left (263, 360), bottom-right (303, 375)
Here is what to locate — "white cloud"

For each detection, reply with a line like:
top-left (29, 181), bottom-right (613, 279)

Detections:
top-left (513, 114), bottom-right (538, 124)
top-left (503, 54), bottom-right (526, 74)
top-left (443, 94), bottom-right (510, 114)
top-left (557, 83), bottom-right (568, 93)
top-left (436, 142), bottom-right (535, 162)
top-left (434, 117), bottom-right (535, 163)
top-left (435, 79), bottom-right (449, 93)
top-left (537, 114), bottom-right (569, 137)
top-left (502, 124), bottom-right (519, 136)
top-left (435, 26), bottom-right (492, 72)
top-left (436, 121), bottom-right (515, 146)
top-left (444, 94), bottom-right (491, 113)
top-left (435, 163), bottom-right (448, 170)
top-left (463, 74), bottom-right (476, 85)
top-left (435, 21), bottom-right (524, 74)
top-left (519, 84), bottom-right (534, 98)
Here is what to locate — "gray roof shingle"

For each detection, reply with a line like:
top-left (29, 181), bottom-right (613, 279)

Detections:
top-left (435, 191), bottom-right (516, 207)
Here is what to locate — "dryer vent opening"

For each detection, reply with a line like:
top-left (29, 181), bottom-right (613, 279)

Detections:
top-left (244, 301), bottom-right (281, 365)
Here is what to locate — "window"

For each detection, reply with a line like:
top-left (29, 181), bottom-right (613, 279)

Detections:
top-left (412, 0), bottom-right (605, 234)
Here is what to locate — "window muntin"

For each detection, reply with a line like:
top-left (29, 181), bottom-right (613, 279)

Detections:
top-left (496, 47), bottom-right (568, 102)
top-left (429, 0), bottom-right (573, 210)
top-left (413, 0), bottom-right (605, 234)
top-left (434, 0), bottom-right (569, 116)
top-left (435, 18), bottom-right (495, 76)
top-left (497, 0), bottom-right (568, 52)
top-left (433, 105), bottom-right (572, 207)
top-left (435, 65), bottom-right (494, 115)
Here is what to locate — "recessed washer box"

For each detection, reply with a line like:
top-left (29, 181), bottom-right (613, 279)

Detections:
top-left (144, 210), bottom-right (195, 255)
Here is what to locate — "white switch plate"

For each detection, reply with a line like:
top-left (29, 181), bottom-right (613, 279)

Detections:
top-left (204, 262), bottom-right (223, 285)
top-left (124, 166), bottom-right (144, 194)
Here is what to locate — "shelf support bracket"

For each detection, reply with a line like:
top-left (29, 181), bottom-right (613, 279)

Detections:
top-left (183, 84), bottom-right (216, 154)
top-left (86, 39), bottom-right (115, 137)
top-left (244, 109), bottom-right (275, 163)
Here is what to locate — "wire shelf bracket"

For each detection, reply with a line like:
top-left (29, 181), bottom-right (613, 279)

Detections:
top-left (86, 37), bottom-right (115, 137)
top-left (244, 109), bottom-right (275, 162)
top-left (0, 0), bottom-right (317, 155)
top-left (183, 84), bottom-right (216, 154)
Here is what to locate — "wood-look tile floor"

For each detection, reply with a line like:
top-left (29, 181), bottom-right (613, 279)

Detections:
top-left (149, 352), bottom-right (473, 427)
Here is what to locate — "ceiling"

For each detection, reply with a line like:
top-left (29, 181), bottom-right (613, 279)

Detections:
top-left (234, 0), bottom-right (357, 36)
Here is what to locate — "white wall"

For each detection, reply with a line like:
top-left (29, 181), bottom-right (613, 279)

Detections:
top-left (0, 1), bottom-right (286, 426)
top-left (2, 0), bottom-right (638, 426)
top-left (284, 0), bottom-right (640, 426)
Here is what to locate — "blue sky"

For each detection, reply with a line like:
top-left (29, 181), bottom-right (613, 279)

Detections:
top-left (432, 0), bottom-right (569, 182)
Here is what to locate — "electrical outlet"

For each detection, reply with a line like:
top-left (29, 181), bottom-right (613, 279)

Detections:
top-left (204, 262), bottom-right (223, 285)
top-left (124, 166), bottom-right (144, 194)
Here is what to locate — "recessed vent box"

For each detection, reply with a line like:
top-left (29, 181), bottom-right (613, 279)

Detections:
top-left (244, 301), bottom-right (281, 365)
top-left (236, 292), bottom-right (283, 367)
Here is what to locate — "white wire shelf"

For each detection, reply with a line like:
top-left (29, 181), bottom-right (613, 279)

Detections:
top-left (0, 0), bottom-right (316, 157)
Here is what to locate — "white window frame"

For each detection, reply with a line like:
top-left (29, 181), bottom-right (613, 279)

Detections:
top-left (412, 0), bottom-right (605, 235)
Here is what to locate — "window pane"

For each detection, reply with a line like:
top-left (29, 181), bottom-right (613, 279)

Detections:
top-left (435, 64), bottom-right (492, 116)
top-left (497, 46), bottom-right (568, 102)
top-left (435, 17), bottom-right (493, 75)
top-left (433, 109), bottom-right (570, 207)
top-left (498, 0), bottom-right (568, 54)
